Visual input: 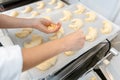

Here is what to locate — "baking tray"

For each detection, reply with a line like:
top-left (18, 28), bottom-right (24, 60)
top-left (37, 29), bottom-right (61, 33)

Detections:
top-left (1, 0), bottom-right (68, 18)
top-left (1, 1), bottom-right (120, 80)
top-left (78, 70), bottom-right (102, 80)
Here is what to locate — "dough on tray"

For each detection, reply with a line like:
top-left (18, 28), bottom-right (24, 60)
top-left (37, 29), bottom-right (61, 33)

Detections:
top-left (45, 8), bottom-right (52, 13)
top-left (49, 34), bottom-right (58, 40)
top-left (24, 34), bottom-right (43, 48)
top-left (43, 16), bottom-right (52, 21)
top-left (15, 28), bottom-right (33, 38)
top-left (56, 27), bottom-right (64, 38)
top-left (74, 5), bottom-right (86, 14)
top-left (101, 20), bottom-right (112, 34)
top-left (85, 27), bottom-right (97, 41)
top-left (37, 1), bottom-right (45, 9)
top-left (22, 6), bottom-right (33, 13)
top-left (49, 0), bottom-right (57, 5)
top-left (69, 18), bottom-right (83, 31)
top-left (55, 1), bottom-right (64, 9)
top-left (60, 10), bottom-right (72, 21)
top-left (31, 11), bottom-right (39, 18)
top-left (90, 76), bottom-right (97, 80)
top-left (36, 56), bottom-right (57, 71)
top-left (10, 11), bottom-right (19, 17)
top-left (64, 51), bottom-right (75, 56)
top-left (85, 11), bottom-right (96, 22)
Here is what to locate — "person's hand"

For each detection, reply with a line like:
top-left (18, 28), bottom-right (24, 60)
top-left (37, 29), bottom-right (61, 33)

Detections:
top-left (59, 30), bottom-right (85, 51)
top-left (32, 18), bottom-right (61, 34)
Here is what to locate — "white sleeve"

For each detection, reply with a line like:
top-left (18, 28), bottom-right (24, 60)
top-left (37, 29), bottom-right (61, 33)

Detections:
top-left (0, 45), bottom-right (23, 80)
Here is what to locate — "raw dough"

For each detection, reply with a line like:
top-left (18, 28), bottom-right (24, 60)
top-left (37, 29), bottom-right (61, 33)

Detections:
top-left (23, 6), bottom-right (33, 13)
top-left (101, 20), bottom-right (112, 34)
top-left (37, 1), bottom-right (45, 9)
top-left (49, 34), bottom-right (58, 40)
top-left (24, 34), bottom-right (43, 48)
top-left (43, 16), bottom-right (52, 21)
top-left (69, 18), bottom-right (83, 31)
top-left (85, 11), bottom-right (96, 22)
top-left (15, 28), bottom-right (33, 38)
top-left (49, 0), bottom-right (57, 5)
top-left (85, 27), bottom-right (97, 41)
top-left (45, 8), bottom-right (52, 13)
top-left (10, 11), bottom-right (19, 17)
top-left (31, 11), bottom-right (39, 18)
top-left (64, 51), bottom-right (75, 56)
top-left (56, 27), bottom-right (64, 38)
top-left (47, 24), bottom-right (56, 30)
top-left (90, 76), bottom-right (97, 80)
top-left (36, 56), bottom-right (57, 71)
top-left (74, 5), bottom-right (86, 14)
top-left (60, 10), bottom-right (72, 21)
top-left (55, 1), bottom-right (64, 9)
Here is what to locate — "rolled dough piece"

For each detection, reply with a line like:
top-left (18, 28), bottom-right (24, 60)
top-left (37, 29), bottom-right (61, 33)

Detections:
top-left (55, 1), bottom-right (64, 9)
top-left (11, 11), bottom-right (19, 17)
top-left (74, 5), bottom-right (86, 14)
top-left (37, 1), bottom-right (45, 9)
top-left (85, 11), bottom-right (96, 22)
top-left (49, 0), bottom-right (57, 5)
top-left (22, 6), bottom-right (33, 13)
top-left (64, 51), bottom-right (75, 56)
top-left (60, 10), bottom-right (72, 21)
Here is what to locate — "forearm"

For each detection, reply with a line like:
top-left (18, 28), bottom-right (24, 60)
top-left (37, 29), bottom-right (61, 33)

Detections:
top-left (22, 39), bottom-right (65, 71)
top-left (0, 14), bottom-right (34, 28)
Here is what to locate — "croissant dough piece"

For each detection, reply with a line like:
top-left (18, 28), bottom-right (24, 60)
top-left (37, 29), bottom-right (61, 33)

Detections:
top-left (23, 6), bottom-right (33, 13)
top-left (86, 27), bottom-right (97, 41)
top-left (64, 51), bottom-right (75, 56)
top-left (60, 10), bottom-right (72, 21)
top-left (36, 56), bottom-right (57, 71)
top-left (43, 16), bottom-right (52, 21)
top-left (74, 5), bottom-right (86, 14)
top-left (49, 0), bottom-right (57, 5)
top-left (85, 11), bottom-right (96, 22)
top-left (101, 20), bottom-right (112, 34)
top-left (47, 24), bottom-right (56, 30)
top-left (11, 11), bottom-right (19, 17)
top-left (15, 28), bottom-right (33, 38)
top-left (37, 1), bottom-right (45, 9)
top-left (69, 19), bottom-right (83, 31)
top-left (55, 1), bottom-right (64, 9)
top-left (31, 11), bottom-right (39, 18)
top-left (90, 76), bottom-right (97, 80)
top-left (56, 27), bottom-right (64, 38)
top-left (46, 8), bottom-right (52, 13)
top-left (24, 34), bottom-right (43, 48)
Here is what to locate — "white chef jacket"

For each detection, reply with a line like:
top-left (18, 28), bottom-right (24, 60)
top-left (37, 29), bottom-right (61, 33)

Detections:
top-left (0, 45), bottom-right (23, 80)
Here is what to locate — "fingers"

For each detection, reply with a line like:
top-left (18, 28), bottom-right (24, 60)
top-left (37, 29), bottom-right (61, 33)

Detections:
top-left (49, 22), bottom-right (61, 33)
top-left (40, 18), bottom-right (53, 26)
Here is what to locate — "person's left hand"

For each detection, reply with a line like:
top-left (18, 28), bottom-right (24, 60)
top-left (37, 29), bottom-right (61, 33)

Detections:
top-left (31, 18), bottom-right (61, 34)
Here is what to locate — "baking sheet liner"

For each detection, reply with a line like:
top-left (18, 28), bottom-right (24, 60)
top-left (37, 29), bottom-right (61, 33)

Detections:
top-left (1, 1), bottom-right (120, 79)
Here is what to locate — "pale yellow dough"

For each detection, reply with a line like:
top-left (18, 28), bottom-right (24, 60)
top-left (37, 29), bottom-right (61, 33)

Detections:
top-left (64, 51), bottom-right (75, 56)
top-left (45, 8), bottom-right (52, 13)
top-left (101, 20), bottom-right (112, 34)
top-left (31, 11), bottom-right (39, 18)
top-left (56, 27), bottom-right (64, 38)
top-left (85, 11), bottom-right (96, 22)
top-left (69, 18), bottom-right (83, 31)
top-left (90, 76), bottom-right (97, 80)
top-left (23, 6), bottom-right (33, 13)
top-left (47, 24), bottom-right (56, 31)
top-left (36, 56), bottom-right (57, 71)
top-left (85, 27), bottom-right (97, 41)
top-left (49, 34), bottom-right (58, 40)
top-left (37, 1), bottom-right (45, 9)
top-left (49, 0), bottom-right (57, 5)
top-left (10, 11), bottom-right (19, 17)
top-left (24, 34), bottom-right (43, 48)
top-left (74, 5), bottom-right (86, 14)
top-left (43, 16), bottom-right (52, 21)
top-left (55, 1), bottom-right (64, 9)
top-left (60, 10), bottom-right (72, 21)
top-left (15, 28), bottom-right (33, 38)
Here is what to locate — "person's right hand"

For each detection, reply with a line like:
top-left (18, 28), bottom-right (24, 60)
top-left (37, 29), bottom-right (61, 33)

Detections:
top-left (59, 30), bottom-right (85, 51)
